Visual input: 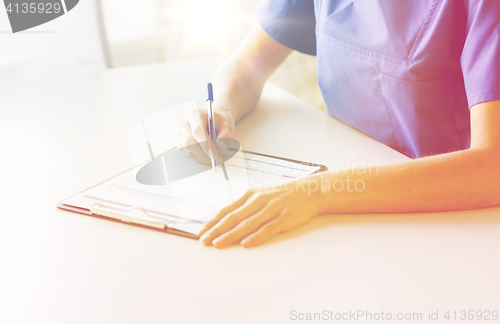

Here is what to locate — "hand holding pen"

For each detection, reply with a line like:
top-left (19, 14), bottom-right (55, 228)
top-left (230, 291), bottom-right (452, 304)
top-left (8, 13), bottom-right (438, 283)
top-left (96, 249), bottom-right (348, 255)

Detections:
top-left (176, 83), bottom-right (236, 165)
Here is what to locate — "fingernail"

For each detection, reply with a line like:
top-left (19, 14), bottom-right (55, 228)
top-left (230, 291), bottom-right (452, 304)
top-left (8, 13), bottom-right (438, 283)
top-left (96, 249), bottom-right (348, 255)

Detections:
top-left (241, 238), bottom-right (254, 248)
top-left (217, 140), bottom-right (228, 153)
top-left (199, 233), bottom-right (212, 245)
top-left (200, 141), bottom-right (210, 156)
top-left (212, 237), bottom-right (224, 247)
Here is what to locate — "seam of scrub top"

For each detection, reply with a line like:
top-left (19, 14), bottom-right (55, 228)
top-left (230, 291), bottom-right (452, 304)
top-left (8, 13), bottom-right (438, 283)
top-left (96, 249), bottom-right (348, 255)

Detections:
top-left (316, 30), bottom-right (408, 66)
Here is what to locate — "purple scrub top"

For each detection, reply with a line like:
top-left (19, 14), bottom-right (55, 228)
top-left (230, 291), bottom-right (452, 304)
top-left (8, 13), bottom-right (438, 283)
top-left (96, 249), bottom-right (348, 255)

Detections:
top-left (256, 0), bottom-right (500, 158)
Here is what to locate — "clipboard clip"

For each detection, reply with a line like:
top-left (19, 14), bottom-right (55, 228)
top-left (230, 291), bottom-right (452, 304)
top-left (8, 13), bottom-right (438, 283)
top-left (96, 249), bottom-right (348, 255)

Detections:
top-left (90, 203), bottom-right (173, 229)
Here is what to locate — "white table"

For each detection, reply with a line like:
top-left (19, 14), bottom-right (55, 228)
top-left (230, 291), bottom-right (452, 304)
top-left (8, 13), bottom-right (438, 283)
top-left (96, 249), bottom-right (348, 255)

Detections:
top-left (1, 58), bottom-right (499, 324)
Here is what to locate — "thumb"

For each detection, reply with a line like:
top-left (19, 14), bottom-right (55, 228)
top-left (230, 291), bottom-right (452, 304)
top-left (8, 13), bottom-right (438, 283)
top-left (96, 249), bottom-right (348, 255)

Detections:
top-left (217, 127), bottom-right (233, 139)
top-left (216, 125), bottom-right (235, 152)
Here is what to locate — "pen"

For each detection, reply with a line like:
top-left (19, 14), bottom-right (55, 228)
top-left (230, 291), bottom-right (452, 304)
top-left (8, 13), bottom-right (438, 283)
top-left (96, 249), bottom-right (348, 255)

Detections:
top-left (207, 83), bottom-right (218, 171)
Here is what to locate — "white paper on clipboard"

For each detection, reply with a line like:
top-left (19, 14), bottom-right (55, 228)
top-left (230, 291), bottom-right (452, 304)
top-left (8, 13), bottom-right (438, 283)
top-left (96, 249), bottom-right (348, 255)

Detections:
top-left (58, 101), bottom-right (325, 238)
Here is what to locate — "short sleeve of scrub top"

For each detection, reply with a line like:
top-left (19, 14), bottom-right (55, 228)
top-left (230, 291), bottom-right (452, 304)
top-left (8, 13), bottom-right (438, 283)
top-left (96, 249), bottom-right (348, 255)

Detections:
top-left (460, 0), bottom-right (500, 109)
top-left (255, 0), bottom-right (500, 159)
top-left (255, 0), bottom-right (316, 55)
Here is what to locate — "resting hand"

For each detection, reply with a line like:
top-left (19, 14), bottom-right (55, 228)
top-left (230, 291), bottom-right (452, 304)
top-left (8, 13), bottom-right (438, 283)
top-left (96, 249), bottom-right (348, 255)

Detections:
top-left (198, 178), bottom-right (326, 248)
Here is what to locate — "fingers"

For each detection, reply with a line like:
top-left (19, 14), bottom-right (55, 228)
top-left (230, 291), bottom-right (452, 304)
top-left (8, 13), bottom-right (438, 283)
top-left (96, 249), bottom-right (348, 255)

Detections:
top-left (198, 189), bottom-right (316, 248)
top-left (216, 122), bottom-right (234, 139)
top-left (197, 189), bottom-right (254, 237)
top-left (210, 201), bottom-right (281, 248)
top-left (215, 113), bottom-right (235, 153)
top-left (188, 110), bottom-right (209, 145)
top-left (176, 116), bottom-right (198, 147)
top-left (199, 191), bottom-right (277, 245)
top-left (176, 116), bottom-right (209, 162)
top-left (177, 108), bottom-right (236, 158)
top-left (184, 148), bottom-right (210, 164)
top-left (240, 210), bottom-right (291, 248)
top-left (216, 137), bottom-right (231, 154)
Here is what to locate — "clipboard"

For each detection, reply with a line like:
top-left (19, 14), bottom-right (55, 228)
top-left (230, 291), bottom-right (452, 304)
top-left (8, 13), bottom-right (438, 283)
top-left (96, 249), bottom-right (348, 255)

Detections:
top-left (57, 150), bottom-right (328, 239)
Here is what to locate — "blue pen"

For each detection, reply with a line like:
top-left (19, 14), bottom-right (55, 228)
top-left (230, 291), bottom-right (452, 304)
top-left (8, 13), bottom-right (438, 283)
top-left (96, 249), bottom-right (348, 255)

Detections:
top-left (207, 83), bottom-right (218, 171)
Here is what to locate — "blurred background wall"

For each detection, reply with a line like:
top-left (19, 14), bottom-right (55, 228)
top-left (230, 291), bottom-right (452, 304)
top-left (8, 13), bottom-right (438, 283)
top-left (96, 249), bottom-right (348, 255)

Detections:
top-left (100, 0), bottom-right (325, 111)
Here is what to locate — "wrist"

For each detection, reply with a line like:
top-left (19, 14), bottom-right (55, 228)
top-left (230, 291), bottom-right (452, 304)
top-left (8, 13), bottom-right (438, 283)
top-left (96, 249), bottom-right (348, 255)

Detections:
top-left (214, 103), bottom-right (233, 118)
top-left (311, 172), bottom-right (332, 215)
top-left (291, 173), bottom-right (331, 216)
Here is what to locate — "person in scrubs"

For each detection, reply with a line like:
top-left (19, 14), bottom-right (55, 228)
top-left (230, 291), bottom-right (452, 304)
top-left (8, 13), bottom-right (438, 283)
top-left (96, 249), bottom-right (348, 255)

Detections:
top-left (176, 0), bottom-right (500, 248)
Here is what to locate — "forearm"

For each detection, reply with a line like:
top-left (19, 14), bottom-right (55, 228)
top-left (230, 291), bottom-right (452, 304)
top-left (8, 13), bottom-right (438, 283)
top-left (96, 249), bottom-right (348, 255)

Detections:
top-left (211, 23), bottom-right (292, 122)
top-left (211, 54), bottom-right (265, 122)
top-left (198, 145), bottom-right (500, 248)
top-left (196, 88), bottom-right (500, 249)
top-left (313, 147), bottom-right (500, 214)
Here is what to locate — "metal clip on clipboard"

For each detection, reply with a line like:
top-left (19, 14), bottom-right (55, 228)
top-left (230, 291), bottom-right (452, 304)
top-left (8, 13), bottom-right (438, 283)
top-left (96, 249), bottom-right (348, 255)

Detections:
top-left (59, 145), bottom-right (327, 238)
top-left (90, 203), bottom-right (175, 230)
